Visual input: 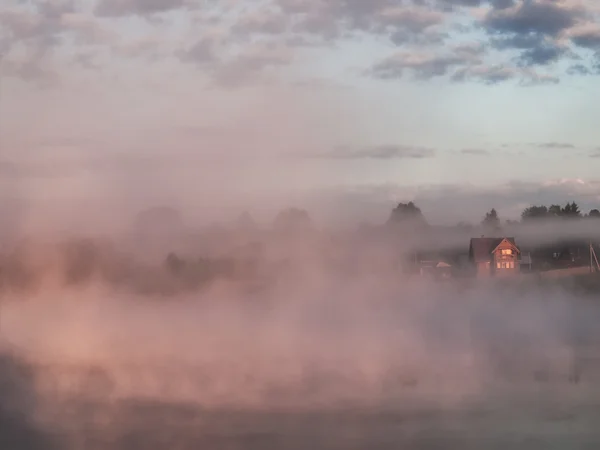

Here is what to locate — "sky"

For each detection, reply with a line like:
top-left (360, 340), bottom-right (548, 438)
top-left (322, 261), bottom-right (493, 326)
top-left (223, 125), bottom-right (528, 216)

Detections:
top-left (1, 0), bottom-right (600, 229)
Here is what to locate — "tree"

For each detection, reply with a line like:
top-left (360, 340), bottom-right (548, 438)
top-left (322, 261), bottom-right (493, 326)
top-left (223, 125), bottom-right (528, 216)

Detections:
top-left (273, 208), bottom-right (313, 232)
top-left (236, 211), bottom-right (257, 231)
top-left (482, 208), bottom-right (500, 229)
top-left (548, 204), bottom-right (562, 217)
top-left (521, 205), bottom-right (548, 221)
top-left (387, 202), bottom-right (427, 226)
top-left (165, 252), bottom-right (185, 275)
top-left (561, 201), bottom-right (581, 218)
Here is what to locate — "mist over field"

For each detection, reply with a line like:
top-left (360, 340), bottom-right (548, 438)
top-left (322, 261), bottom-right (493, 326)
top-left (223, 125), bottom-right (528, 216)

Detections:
top-left (1, 205), bottom-right (600, 449)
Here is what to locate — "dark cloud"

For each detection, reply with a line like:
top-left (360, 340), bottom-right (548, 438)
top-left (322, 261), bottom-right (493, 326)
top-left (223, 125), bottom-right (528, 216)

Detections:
top-left (0, 1), bottom-right (114, 82)
top-left (3, 0), bottom-right (600, 87)
top-left (179, 39), bottom-right (292, 87)
top-left (490, 0), bottom-right (515, 9)
top-left (390, 29), bottom-right (447, 46)
top-left (311, 145), bottom-right (436, 160)
top-left (370, 46), bottom-right (557, 85)
top-left (0, 3), bottom-right (72, 58)
top-left (492, 33), bottom-right (545, 50)
top-left (479, 0), bottom-right (598, 72)
top-left (535, 142), bottom-right (576, 149)
top-left (433, 0), bottom-right (485, 11)
top-left (567, 63), bottom-right (592, 75)
top-left (256, 0), bottom-right (447, 53)
top-left (1, 57), bottom-right (59, 86)
top-left (450, 65), bottom-right (518, 84)
top-left (94, 0), bottom-right (190, 17)
top-left (178, 38), bottom-right (219, 65)
top-left (483, 1), bottom-right (584, 37)
top-left (233, 8), bottom-right (288, 36)
top-left (571, 28), bottom-right (600, 50)
top-left (493, 34), bottom-right (568, 66)
top-left (369, 51), bottom-right (470, 80)
top-left (378, 6), bottom-right (445, 33)
top-left (518, 44), bottom-right (564, 66)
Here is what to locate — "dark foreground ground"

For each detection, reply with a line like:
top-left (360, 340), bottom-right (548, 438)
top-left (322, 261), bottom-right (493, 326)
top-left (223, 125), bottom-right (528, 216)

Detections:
top-left (49, 397), bottom-right (600, 450)
top-left (5, 351), bottom-right (600, 450)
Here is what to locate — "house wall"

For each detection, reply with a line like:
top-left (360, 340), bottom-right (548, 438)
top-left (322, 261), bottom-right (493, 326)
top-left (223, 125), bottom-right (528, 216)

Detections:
top-left (492, 243), bottom-right (520, 276)
top-left (476, 261), bottom-right (491, 277)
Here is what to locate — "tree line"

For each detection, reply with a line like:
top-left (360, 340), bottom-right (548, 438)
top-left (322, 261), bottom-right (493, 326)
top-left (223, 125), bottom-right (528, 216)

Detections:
top-left (388, 201), bottom-right (600, 228)
top-left (521, 202), bottom-right (600, 221)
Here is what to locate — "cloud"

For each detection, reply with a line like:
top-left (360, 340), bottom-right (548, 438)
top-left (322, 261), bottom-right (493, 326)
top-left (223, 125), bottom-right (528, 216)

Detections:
top-left (461, 148), bottom-right (490, 156)
top-left (233, 6), bottom-right (289, 36)
top-left (94, 0), bottom-right (191, 17)
top-left (454, 64), bottom-right (558, 84)
top-left (534, 142), bottom-right (576, 149)
top-left (568, 23), bottom-right (600, 49)
top-left (369, 50), bottom-right (472, 80)
top-left (482, 0), bottom-right (584, 37)
top-left (0, 2), bottom-right (77, 49)
top-left (308, 145), bottom-right (436, 160)
top-left (364, 0), bottom-right (599, 84)
top-left (178, 37), bottom-right (219, 65)
top-left (3, 0), bottom-right (600, 86)
top-left (0, 1), bottom-right (115, 82)
top-left (179, 39), bottom-right (293, 86)
top-left (369, 46), bottom-right (558, 84)
top-left (567, 63), bottom-right (593, 75)
top-left (479, 0), bottom-right (599, 71)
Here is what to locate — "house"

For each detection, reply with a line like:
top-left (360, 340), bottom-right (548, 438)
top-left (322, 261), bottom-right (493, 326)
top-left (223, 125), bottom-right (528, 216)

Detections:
top-left (468, 237), bottom-right (520, 277)
top-left (419, 260), bottom-right (453, 280)
top-left (520, 252), bottom-right (533, 272)
top-left (528, 240), bottom-right (593, 271)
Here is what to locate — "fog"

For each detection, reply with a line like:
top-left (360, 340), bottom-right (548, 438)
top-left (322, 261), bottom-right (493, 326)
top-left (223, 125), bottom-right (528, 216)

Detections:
top-left (1, 210), bottom-right (600, 448)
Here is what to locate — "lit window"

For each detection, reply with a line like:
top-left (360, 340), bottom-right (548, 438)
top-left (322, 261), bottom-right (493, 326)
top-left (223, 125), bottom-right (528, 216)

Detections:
top-left (501, 249), bottom-right (512, 255)
top-left (497, 262), bottom-right (501, 269)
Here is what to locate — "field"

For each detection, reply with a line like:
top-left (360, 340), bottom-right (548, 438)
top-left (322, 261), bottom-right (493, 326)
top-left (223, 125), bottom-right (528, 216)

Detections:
top-left (3, 345), bottom-right (600, 450)
top-left (2, 262), bottom-right (600, 449)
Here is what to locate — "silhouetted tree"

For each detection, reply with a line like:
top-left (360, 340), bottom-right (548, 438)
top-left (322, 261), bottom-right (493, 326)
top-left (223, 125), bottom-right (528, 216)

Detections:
top-left (482, 208), bottom-right (500, 229)
top-left (521, 202), bottom-right (585, 221)
top-left (562, 201), bottom-right (582, 218)
top-left (165, 252), bottom-right (185, 275)
top-left (589, 209), bottom-right (600, 218)
top-left (273, 208), bottom-right (312, 232)
top-left (521, 205), bottom-right (548, 221)
top-left (236, 211), bottom-right (257, 230)
top-left (548, 204), bottom-right (562, 217)
top-left (387, 202), bottom-right (427, 226)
